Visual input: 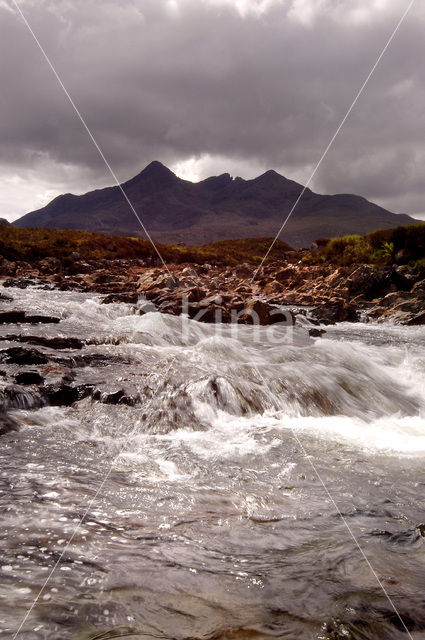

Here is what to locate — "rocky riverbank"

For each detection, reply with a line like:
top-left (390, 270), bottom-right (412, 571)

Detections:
top-left (1, 253), bottom-right (425, 326)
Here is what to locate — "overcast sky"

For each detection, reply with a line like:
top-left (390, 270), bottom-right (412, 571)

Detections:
top-left (0, 0), bottom-right (424, 221)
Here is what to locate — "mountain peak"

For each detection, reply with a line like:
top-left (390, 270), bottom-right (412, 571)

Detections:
top-left (125, 161), bottom-right (177, 189)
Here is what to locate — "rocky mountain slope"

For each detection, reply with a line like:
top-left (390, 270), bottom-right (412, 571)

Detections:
top-left (13, 161), bottom-right (416, 247)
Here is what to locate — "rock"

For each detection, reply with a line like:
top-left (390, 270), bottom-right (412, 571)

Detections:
top-left (309, 328), bottom-right (327, 337)
top-left (92, 387), bottom-right (139, 406)
top-left (238, 299), bottom-right (271, 325)
top-left (15, 371), bottom-right (44, 385)
top-left (0, 311), bottom-right (26, 324)
top-left (378, 291), bottom-right (412, 307)
top-left (0, 311), bottom-right (60, 325)
top-left (346, 266), bottom-right (394, 300)
top-left (406, 311), bottom-right (425, 326)
top-left (274, 267), bottom-right (294, 284)
top-left (0, 292), bottom-right (13, 302)
top-left (18, 336), bottom-right (83, 350)
top-left (38, 257), bottom-right (62, 274)
top-left (0, 411), bottom-right (19, 436)
top-left (3, 384), bottom-right (44, 409)
top-left (187, 302), bottom-right (231, 323)
top-left (0, 259), bottom-right (16, 276)
top-left (182, 286), bottom-right (206, 302)
top-left (2, 278), bottom-right (35, 289)
top-left (92, 270), bottom-right (116, 284)
top-left (2, 347), bottom-right (48, 365)
top-left (236, 299), bottom-right (294, 326)
top-left (45, 384), bottom-right (79, 406)
top-left (411, 280), bottom-right (425, 298)
top-left (102, 292), bottom-right (139, 304)
top-left (311, 301), bottom-right (359, 325)
top-left (25, 315), bottom-right (61, 324)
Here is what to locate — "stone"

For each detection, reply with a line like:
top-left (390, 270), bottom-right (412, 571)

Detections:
top-left (3, 384), bottom-right (44, 410)
top-left (102, 292), bottom-right (139, 304)
top-left (406, 311), bottom-right (425, 326)
top-left (2, 347), bottom-right (48, 365)
top-left (311, 301), bottom-right (359, 325)
top-left (0, 411), bottom-right (19, 436)
top-left (0, 311), bottom-right (26, 324)
top-left (15, 371), bottom-right (44, 385)
top-left (25, 315), bottom-right (61, 324)
top-left (309, 328), bottom-right (327, 337)
top-left (45, 385), bottom-right (79, 406)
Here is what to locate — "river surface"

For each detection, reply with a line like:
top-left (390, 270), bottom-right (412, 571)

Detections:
top-left (1, 287), bottom-right (425, 640)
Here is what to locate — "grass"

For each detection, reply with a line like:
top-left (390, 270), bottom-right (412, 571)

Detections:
top-left (0, 226), bottom-right (293, 266)
top-left (304, 222), bottom-right (425, 267)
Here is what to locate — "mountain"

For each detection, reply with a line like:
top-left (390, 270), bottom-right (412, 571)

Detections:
top-left (13, 161), bottom-right (417, 247)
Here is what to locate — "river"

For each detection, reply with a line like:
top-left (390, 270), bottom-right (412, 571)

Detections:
top-left (1, 286), bottom-right (425, 639)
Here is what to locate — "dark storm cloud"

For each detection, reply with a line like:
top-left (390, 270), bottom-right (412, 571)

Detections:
top-left (0, 0), bottom-right (424, 218)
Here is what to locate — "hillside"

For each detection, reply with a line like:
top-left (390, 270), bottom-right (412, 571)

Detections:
top-left (0, 226), bottom-right (293, 266)
top-left (13, 161), bottom-right (417, 247)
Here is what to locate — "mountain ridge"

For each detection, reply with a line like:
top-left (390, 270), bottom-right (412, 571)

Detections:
top-left (13, 161), bottom-right (417, 247)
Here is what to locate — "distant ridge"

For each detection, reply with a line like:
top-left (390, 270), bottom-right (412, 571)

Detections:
top-left (13, 161), bottom-right (418, 247)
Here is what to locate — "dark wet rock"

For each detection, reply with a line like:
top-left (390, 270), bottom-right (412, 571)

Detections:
top-left (311, 301), bottom-right (359, 325)
top-left (20, 336), bottom-right (83, 350)
top-left (0, 410), bottom-right (19, 436)
top-left (25, 314), bottom-right (61, 324)
top-left (2, 384), bottom-right (45, 410)
top-left (0, 335), bottom-right (83, 350)
top-left (345, 265), bottom-right (395, 300)
top-left (45, 384), bottom-right (79, 406)
top-left (102, 292), bottom-right (139, 304)
top-left (37, 257), bottom-right (62, 274)
top-left (371, 524), bottom-right (425, 546)
top-left (92, 387), bottom-right (140, 406)
top-left (309, 328), bottom-right (327, 337)
top-left (0, 292), bottom-right (13, 302)
top-left (2, 278), bottom-right (36, 289)
top-left (0, 311), bottom-right (26, 324)
top-left (2, 347), bottom-right (48, 365)
top-left (411, 279), bottom-right (425, 297)
top-left (237, 299), bottom-right (295, 326)
top-left (15, 371), bottom-right (44, 385)
top-left (187, 302), bottom-right (231, 323)
top-left (182, 286), bottom-right (206, 302)
top-left (0, 311), bottom-right (60, 325)
top-left (406, 310), bottom-right (425, 326)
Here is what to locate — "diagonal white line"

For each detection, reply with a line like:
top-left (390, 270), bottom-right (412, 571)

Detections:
top-left (254, 367), bottom-right (414, 639)
top-left (252, 0), bottom-right (416, 282)
top-left (10, 0), bottom-right (176, 284)
top-left (11, 360), bottom-right (176, 639)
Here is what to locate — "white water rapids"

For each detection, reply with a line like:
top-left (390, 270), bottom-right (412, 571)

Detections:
top-left (1, 286), bottom-right (425, 639)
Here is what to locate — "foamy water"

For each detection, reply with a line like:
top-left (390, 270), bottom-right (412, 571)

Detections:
top-left (1, 286), bottom-right (425, 639)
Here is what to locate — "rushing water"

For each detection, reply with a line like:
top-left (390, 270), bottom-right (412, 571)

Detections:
top-left (1, 287), bottom-right (425, 640)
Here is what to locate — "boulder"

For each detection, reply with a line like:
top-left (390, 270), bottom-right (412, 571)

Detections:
top-left (15, 371), bottom-right (44, 385)
top-left (0, 411), bottom-right (19, 436)
top-left (3, 384), bottom-right (44, 410)
top-left (311, 301), bottom-right (359, 325)
top-left (406, 311), bottom-right (425, 326)
top-left (0, 311), bottom-right (26, 324)
top-left (2, 347), bottom-right (48, 365)
top-left (45, 384), bottom-right (79, 406)
top-left (309, 328), bottom-right (327, 337)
